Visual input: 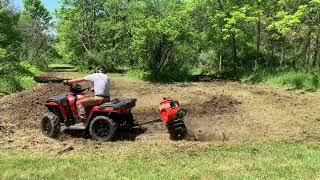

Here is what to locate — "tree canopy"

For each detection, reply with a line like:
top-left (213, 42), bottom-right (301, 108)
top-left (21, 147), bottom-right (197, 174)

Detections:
top-left (2, 0), bottom-right (320, 81)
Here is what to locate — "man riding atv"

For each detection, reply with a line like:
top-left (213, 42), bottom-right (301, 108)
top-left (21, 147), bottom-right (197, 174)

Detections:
top-left (63, 66), bottom-right (110, 128)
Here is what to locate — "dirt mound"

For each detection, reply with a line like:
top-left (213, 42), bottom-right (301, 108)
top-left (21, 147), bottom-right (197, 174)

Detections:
top-left (0, 83), bottom-right (65, 135)
top-left (0, 71), bottom-right (89, 139)
top-left (191, 75), bottom-right (239, 82)
top-left (0, 89), bottom-right (240, 142)
top-left (185, 95), bottom-right (241, 141)
top-left (34, 72), bottom-right (84, 83)
top-left (190, 95), bottom-right (241, 115)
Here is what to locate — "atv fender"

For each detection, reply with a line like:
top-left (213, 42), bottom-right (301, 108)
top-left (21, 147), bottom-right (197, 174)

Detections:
top-left (45, 102), bottom-right (68, 122)
top-left (46, 102), bottom-right (59, 106)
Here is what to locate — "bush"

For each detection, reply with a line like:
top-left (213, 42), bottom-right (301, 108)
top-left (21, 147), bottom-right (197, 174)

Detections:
top-left (0, 62), bottom-right (39, 95)
top-left (126, 69), bottom-right (148, 80)
top-left (264, 72), bottom-right (319, 91)
top-left (148, 65), bottom-right (191, 83)
top-left (126, 65), bottom-right (192, 83)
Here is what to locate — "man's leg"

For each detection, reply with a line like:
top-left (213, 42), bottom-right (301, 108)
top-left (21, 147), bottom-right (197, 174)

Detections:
top-left (76, 96), bottom-right (105, 121)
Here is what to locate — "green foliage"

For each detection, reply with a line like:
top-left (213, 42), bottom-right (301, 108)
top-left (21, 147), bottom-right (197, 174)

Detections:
top-left (18, 0), bottom-right (58, 68)
top-left (48, 64), bottom-right (75, 69)
top-left (0, 0), bottom-right (58, 95)
top-left (0, 8), bottom-right (21, 49)
top-left (0, 62), bottom-right (39, 94)
top-left (126, 66), bottom-right (191, 83)
top-left (22, 0), bottom-right (51, 26)
top-left (0, 75), bottom-right (37, 95)
top-left (264, 72), bottom-right (320, 91)
top-left (56, 0), bottom-right (199, 81)
top-left (0, 48), bottom-right (19, 75)
top-left (0, 0), bottom-right (317, 84)
top-left (20, 61), bottom-right (40, 74)
top-left (239, 70), bottom-right (320, 91)
top-left (126, 69), bottom-right (148, 80)
top-left (47, 63), bottom-right (77, 72)
top-left (147, 62), bottom-right (192, 83)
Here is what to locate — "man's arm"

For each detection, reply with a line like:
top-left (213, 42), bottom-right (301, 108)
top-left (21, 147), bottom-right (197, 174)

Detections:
top-left (65, 78), bottom-right (87, 85)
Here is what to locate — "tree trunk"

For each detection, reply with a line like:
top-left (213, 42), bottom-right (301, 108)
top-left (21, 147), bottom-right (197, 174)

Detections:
top-left (232, 34), bottom-right (237, 70)
top-left (255, 2), bottom-right (261, 70)
top-left (314, 10), bottom-right (320, 70)
top-left (281, 37), bottom-right (285, 67)
top-left (316, 35), bottom-right (320, 70)
top-left (219, 54), bottom-right (222, 72)
top-left (91, 0), bottom-right (97, 50)
top-left (271, 38), bottom-right (274, 58)
top-left (304, 29), bottom-right (312, 70)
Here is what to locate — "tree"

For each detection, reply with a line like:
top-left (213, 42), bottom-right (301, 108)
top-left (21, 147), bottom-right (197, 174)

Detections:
top-left (0, 2), bottom-right (22, 75)
top-left (19, 0), bottom-right (54, 66)
top-left (22, 0), bottom-right (51, 27)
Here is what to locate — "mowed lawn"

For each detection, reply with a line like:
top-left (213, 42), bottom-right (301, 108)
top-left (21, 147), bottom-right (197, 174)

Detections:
top-left (1, 141), bottom-right (320, 179)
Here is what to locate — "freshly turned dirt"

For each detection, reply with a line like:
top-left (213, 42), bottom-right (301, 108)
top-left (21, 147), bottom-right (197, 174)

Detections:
top-left (1, 72), bottom-right (320, 152)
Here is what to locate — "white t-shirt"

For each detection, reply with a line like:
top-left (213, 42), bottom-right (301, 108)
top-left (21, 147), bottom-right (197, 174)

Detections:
top-left (84, 73), bottom-right (110, 96)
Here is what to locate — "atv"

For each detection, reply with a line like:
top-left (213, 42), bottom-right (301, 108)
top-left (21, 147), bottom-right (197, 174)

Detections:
top-left (41, 83), bottom-right (136, 141)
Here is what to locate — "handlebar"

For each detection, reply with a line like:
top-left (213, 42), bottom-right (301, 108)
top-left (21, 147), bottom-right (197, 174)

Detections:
top-left (62, 79), bottom-right (70, 85)
top-left (63, 81), bottom-right (94, 92)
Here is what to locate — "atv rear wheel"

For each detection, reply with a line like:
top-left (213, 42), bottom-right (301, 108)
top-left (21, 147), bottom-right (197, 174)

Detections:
top-left (90, 116), bottom-right (117, 141)
top-left (41, 112), bottom-right (61, 138)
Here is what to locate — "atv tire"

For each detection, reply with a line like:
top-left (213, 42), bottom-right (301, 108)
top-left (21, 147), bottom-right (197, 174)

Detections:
top-left (90, 116), bottom-right (117, 142)
top-left (41, 112), bottom-right (61, 138)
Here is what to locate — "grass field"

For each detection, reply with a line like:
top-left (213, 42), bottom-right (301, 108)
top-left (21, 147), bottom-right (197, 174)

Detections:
top-left (239, 70), bottom-right (320, 92)
top-left (48, 64), bottom-right (77, 72)
top-left (1, 141), bottom-right (320, 179)
top-left (48, 64), bottom-right (76, 69)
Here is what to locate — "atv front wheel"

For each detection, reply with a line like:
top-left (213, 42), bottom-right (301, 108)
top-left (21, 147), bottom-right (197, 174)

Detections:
top-left (90, 116), bottom-right (117, 141)
top-left (41, 112), bottom-right (61, 138)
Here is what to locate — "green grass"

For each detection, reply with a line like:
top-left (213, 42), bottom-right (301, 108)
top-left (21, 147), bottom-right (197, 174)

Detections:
top-left (48, 64), bottom-right (77, 72)
top-left (48, 64), bottom-right (76, 69)
top-left (20, 61), bottom-right (40, 74)
top-left (190, 68), bottom-right (203, 76)
top-left (238, 70), bottom-right (320, 91)
top-left (125, 69), bottom-right (149, 80)
top-left (1, 141), bottom-right (320, 179)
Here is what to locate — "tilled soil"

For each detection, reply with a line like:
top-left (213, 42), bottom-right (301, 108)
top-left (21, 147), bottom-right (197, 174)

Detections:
top-left (1, 72), bottom-right (320, 152)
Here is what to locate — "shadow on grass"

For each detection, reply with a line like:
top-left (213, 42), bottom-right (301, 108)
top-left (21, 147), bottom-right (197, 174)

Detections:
top-left (115, 127), bottom-right (147, 141)
top-left (61, 127), bottom-right (147, 142)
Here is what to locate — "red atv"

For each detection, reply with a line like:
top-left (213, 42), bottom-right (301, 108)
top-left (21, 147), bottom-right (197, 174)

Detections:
top-left (41, 84), bottom-right (136, 141)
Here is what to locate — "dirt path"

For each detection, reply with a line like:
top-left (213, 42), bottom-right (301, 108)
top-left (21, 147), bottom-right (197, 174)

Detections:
top-left (1, 72), bottom-right (320, 152)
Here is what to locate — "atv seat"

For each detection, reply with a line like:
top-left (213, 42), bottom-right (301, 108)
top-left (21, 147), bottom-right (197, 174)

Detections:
top-left (100, 98), bottom-right (136, 109)
top-left (47, 94), bottom-right (68, 104)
